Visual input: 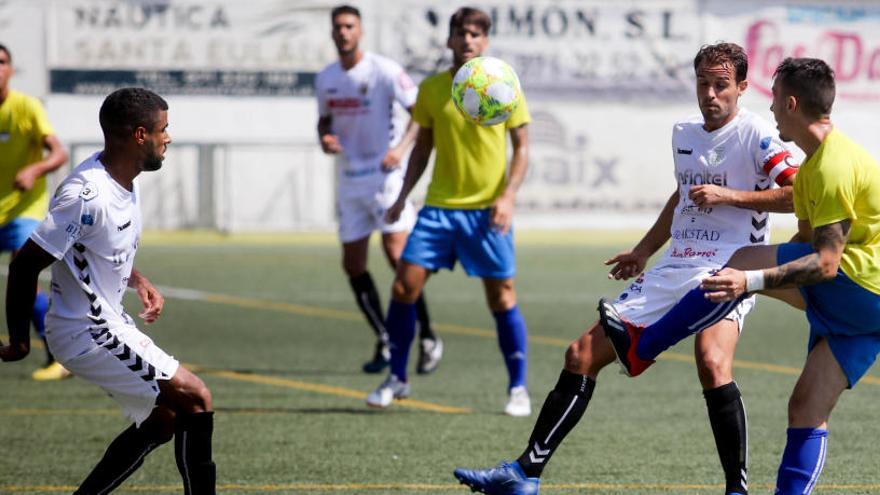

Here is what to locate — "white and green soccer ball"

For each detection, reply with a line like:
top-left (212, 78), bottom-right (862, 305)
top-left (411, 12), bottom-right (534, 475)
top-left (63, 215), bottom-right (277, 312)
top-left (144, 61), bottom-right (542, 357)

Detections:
top-left (451, 56), bottom-right (522, 126)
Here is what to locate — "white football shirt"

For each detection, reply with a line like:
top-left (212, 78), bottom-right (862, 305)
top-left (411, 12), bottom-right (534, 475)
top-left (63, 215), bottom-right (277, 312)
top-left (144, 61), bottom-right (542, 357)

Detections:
top-left (659, 108), bottom-right (798, 267)
top-left (316, 52), bottom-right (417, 191)
top-left (31, 152), bottom-right (142, 344)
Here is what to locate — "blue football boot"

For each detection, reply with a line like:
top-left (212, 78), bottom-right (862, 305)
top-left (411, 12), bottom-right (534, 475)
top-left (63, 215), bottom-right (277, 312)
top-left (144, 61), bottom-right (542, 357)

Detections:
top-left (453, 461), bottom-right (539, 495)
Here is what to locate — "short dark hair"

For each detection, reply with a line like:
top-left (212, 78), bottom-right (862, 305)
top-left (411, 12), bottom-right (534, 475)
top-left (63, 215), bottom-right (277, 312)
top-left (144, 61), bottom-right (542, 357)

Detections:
top-left (0, 44), bottom-right (10, 63)
top-left (448, 7), bottom-right (491, 38)
top-left (773, 57), bottom-right (835, 118)
top-left (99, 88), bottom-right (168, 141)
top-left (693, 42), bottom-right (748, 82)
top-left (331, 5), bottom-right (360, 22)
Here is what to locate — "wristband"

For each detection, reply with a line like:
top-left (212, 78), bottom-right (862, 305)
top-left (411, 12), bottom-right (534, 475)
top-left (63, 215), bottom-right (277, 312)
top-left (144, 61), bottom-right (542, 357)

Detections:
top-left (744, 270), bottom-right (765, 292)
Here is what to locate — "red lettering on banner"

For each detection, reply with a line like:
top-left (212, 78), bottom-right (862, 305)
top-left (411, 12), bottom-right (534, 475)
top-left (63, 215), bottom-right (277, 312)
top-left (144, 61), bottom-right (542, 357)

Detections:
top-left (746, 20), bottom-right (880, 100)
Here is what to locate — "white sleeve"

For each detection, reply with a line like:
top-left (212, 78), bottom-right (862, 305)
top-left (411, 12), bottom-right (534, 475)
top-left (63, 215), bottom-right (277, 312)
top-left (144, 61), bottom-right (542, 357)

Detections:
top-left (29, 181), bottom-right (102, 260)
top-left (391, 64), bottom-right (418, 108)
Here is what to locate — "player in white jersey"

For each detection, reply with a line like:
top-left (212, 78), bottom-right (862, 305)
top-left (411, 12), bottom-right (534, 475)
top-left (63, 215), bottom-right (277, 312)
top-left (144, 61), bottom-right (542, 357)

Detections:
top-left (454, 43), bottom-right (798, 495)
top-left (0, 88), bottom-right (215, 494)
top-left (315, 5), bottom-right (442, 375)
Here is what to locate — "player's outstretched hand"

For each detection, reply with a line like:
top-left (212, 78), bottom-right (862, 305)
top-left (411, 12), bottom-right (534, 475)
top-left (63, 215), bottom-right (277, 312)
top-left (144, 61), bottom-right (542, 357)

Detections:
top-left (605, 248), bottom-right (648, 280)
top-left (381, 147), bottom-right (403, 171)
top-left (320, 134), bottom-right (343, 154)
top-left (688, 184), bottom-right (736, 207)
top-left (490, 194), bottom-right (515, 235)
top-left (0, 341), bottom-right (30, 362)
top-left (129, 271), bottom-right (165, 324)
top-left (385, 199), bottom-right (405, 224)
top-left (700, 267), bottom-right (747, 302)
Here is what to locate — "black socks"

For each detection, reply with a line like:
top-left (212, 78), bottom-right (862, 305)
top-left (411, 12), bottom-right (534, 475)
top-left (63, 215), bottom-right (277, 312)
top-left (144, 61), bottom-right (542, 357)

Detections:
top-left (349, 272), bottom-right (387, 340)
top-left (75, 423), bottom-right (170, 494)
top-left (704, 382), bottom-right (748, 495)
top-left (175, 412), bottom-right (217, 495)
top-left (517, 370), bottom-right (595, 478)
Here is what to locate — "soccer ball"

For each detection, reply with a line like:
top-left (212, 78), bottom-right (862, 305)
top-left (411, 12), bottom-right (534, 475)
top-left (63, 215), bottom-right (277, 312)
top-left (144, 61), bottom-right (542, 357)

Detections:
top-left (451, 56), bottom-right (522, 126)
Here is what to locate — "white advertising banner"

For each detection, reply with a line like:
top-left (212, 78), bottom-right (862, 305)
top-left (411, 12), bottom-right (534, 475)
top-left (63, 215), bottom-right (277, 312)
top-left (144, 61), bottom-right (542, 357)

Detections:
top-left (46, 0), bottom-right (336, 95)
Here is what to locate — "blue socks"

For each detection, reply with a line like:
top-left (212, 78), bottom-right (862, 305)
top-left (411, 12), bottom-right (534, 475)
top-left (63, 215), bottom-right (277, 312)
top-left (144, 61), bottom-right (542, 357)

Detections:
top-left (386, 300), bottom-right (417, 382)
top-left (775, 428), bottom-right (828, 494)
top-left (32, 291), bottom-right (49, 339)
top-left (636, 285), bottom-right (745, 360)
top-left (494, 305), bottom-right (528, 390)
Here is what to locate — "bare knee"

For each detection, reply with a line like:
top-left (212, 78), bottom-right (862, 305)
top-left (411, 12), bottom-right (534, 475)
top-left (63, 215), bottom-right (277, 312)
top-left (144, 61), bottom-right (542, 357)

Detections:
top-left (162, 368), bottom-right (213, 414)
top-left (391, 277), bottom-right (420, 303)
top-left (564, 330), bottom-right (611, 376)
top-left (696, 351), bottom-right (733, 389)
top-left (485, 279), bottom-right (516, 313)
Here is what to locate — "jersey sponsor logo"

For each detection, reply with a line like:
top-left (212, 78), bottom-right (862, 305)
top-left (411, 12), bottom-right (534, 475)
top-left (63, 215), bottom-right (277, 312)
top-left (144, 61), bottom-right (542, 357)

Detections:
top-left (760, 136), bottom-right (772, 150)
top-left (80, 214), bottom-right (94, 225)
top-left (676, 147), bottom-right (693, 155)
top-left (80, 182), bottom-right (99, 201)
top-left (678, 169), bottom-right (728, 186)
top-left (117, 220), bottom-right (132, 232)
top-left (681, 204), bottom-right (713, 217)
top-left (65, 223), bottom-right (82, 240)
top-left (670, 246), bottom-right (719, 259)
top-left (328, 98), bottom-right (363, 108)
top-left (672, 228), bottom-right (721, 241)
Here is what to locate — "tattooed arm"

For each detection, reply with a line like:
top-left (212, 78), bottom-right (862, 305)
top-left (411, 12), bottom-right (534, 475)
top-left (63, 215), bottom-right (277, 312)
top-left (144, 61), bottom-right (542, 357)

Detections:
top-left (700, 220), bottom-right (850, 302)
top-left (764, 220), bottom-right (850, 288)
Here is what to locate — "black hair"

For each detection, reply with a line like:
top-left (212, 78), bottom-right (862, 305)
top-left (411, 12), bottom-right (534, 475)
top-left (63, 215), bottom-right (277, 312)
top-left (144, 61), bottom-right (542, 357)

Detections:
top-left (693, 42), bottom-right (748, 82)
top-left (99, 87), bottom-right (168, 141)
top-left (0, 44), bottom-right (10, 63)
top-left (448, 7), bottom-right (491, 38)
top-left (331, 5), bottom-right (360, 22)
top-left (773, 57), bottom-right (836, 118)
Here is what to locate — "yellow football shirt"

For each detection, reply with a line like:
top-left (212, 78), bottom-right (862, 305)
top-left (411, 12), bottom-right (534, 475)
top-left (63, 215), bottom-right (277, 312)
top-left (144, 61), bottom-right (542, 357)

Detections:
top-left (793, 129), bottom-right (880, 294)
top-left (412, 70), bottom-right (530, 208)
top-left (0, 90), bottom-right (55, 224)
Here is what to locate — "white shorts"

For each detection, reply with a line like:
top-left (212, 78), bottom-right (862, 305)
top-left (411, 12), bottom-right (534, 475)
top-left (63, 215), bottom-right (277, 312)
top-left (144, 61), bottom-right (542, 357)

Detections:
top-left (336, 179), bottom-right (416, 243)
top-left (50, 324), bottom-right (179, 426)
top-left (612, 263), bottom-right (755, 332)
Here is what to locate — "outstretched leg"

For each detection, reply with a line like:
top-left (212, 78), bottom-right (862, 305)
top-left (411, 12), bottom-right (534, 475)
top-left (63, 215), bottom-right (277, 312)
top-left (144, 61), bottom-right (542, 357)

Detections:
top-left (75, 406), bottom-right (175, 494)
top-left (454, 323), bottom-right (614, 492)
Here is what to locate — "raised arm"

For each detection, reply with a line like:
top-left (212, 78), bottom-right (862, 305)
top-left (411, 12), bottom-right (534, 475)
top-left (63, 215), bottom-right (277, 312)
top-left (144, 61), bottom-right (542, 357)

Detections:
top-left (385, 127), bottom-right (433, 223)
top-left (606, 188), bottom-right (678, 280)
top-left (1, 240), bottom-right (57, 361)
top-left (490, 124), bottom-right (529, 234)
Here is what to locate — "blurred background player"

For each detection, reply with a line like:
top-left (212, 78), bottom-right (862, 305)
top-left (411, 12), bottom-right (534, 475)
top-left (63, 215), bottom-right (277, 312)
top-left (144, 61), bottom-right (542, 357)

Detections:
top-left (453, 42), bottom-right (798, 494)
top-left (0, 87), bottom-right (216, 494)
top-left (366, 7), bottom-right (532, 416)
top-left (0, 43), bottom-right (70, 380)
top-left (315, 5), bottom-right (442, 374)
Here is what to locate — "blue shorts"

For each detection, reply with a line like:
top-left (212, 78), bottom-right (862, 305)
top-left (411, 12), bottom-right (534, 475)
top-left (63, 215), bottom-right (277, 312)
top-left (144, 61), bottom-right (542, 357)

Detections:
top-left (401, 206), bottom-right (515, 279)
top-left (0, 218), bottom-right (40, 253)
top-left (778, 242), bottom-right (880, 387)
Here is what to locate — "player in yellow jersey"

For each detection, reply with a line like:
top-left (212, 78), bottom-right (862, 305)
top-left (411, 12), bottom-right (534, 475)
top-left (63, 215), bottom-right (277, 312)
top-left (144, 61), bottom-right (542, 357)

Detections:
top-left (366, 7), bottom-right (532, 416)
top-left (0, 43), bottom-right (69, 380)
